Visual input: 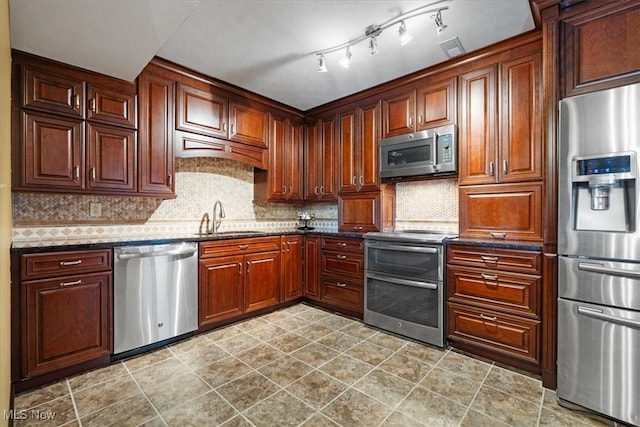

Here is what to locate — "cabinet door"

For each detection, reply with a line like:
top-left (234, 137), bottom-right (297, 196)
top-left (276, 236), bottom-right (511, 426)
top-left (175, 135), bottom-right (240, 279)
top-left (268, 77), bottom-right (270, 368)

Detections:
top-left (305, 119), bottom-right (322, 200)
top-left (281, 236), bottom-right (303, 302)
top-left (198, 255), bottom-right (244, 326)
top-left (268, 115), bottom-right (287, 201)
top-left (338, 191), bottom-right (381, 233)
top-left (23, 272), bottom-right (112, 378)
top-left (416, 76), bottom-right (456, 130)
top-left (338, 109), bottom-right (357, 193)
top-left (19, 111), bottom-right (84, 190)
top-left (285, 120), bottom-right (304, 201)
top-left (22, 66), bottom-right (84, 118)
top-left (138, 71), bottom-right (175, 197)
top-left (458, 66), bottom-right (498, 185)
top-left (86, 123), bottom-right (136, 192)
top-left (499, 53), bottom-right (542, 183)
top-left (382, 90), bottom-right (415, 138)
top-left (86, 84), bottom-right (136, 129)
top-left (175, 82), bottom-right (228, 139)
top-left (358, 102), bottom-right (380, 192)
top-left (244, 251), bottom-right (281, 313)
top-left (319, 117), bottom-right (337, 200)
top-left (229, 102), bottom-right (269, 148)
top-left (304, 237), bottom-right (321, 300)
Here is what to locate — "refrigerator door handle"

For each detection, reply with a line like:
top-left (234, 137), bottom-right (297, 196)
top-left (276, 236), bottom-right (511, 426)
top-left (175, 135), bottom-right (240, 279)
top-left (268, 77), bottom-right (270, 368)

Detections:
top-left (577, 305), bottom-right (640, 329)
top-left (578, 262), bottom-right (640, 279)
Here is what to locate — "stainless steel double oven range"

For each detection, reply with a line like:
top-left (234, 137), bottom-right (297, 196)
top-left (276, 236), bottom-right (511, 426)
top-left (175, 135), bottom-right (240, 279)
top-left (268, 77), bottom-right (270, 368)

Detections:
top-left (363, 231), bottom-right (456, 348)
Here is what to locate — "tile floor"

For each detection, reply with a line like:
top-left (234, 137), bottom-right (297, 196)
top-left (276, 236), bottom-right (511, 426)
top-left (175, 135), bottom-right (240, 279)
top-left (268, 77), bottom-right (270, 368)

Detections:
top-left (14, 303), bottom-right (616, 427)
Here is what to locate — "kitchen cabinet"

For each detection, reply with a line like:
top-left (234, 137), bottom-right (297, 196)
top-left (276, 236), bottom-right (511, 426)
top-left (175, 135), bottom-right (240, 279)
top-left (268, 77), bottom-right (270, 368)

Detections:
top-left (281, 235), bottom-right (303, 302)
top-left (447, 244), bottom-right (542, 374)
top-left (304, 236), bottom-right (321, 301)
top-left (86, 122), bottom-right (136, 192)
top-left (338, 184), bottom-right (395, 233)
top-left (254, 114), bottom-right (304, 202)
top-left (15, 249), bottom-right (112, 386)
top-left (561, 0), bottom-right (640, 97)
top-left (381, 76), bottom-right (457, 138)
top-left (318, 236), bottom-right (365, 316)
top-left (305, 114), bottom-right (337, 201)
top-left (337, 100), bottom-right (380, 194)
top-left (199, 237), bottom-right (281, 328)
top-left (458, 52), bottom-right (542, 185)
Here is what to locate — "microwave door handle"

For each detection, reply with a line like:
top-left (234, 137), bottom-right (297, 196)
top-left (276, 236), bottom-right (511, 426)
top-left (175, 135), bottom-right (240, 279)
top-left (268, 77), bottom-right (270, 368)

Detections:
top-left (578, 262), bottom-right (640, 279)
top-left (367, 272), bottom-right (438, 290)
top-left (367, 243), bottom-right (438, 254)
top-left (432, 132), bottom-right (439, 169)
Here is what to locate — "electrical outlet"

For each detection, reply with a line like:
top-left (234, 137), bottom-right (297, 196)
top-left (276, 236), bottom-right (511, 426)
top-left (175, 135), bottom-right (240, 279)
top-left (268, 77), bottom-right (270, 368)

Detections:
top-left (89, 202), bottom-right (102, 218)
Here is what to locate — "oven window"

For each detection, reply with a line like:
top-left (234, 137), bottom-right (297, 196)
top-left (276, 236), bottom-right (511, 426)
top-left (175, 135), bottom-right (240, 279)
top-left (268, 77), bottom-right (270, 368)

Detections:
top-left (386, 144), bottom-right (431, 166)
top-left (367, 245), bottom-right (441, 281)
top-left (367, 277), bottom-right (439, 328)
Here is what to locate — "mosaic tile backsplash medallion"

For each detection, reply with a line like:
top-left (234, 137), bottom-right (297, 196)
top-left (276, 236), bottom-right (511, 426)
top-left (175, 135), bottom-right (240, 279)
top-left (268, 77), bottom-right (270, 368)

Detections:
top-left (394, 177), bottom-right (459, 233)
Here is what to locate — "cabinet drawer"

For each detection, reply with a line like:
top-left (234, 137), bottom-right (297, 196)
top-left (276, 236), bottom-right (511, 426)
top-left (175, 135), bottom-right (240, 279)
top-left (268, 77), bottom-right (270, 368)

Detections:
top-left (321, 276), bottom-right (363, 313)
top-left (321, 237), bottom-right (363, 252)
top-left (321, 250), bottom-right (364, 279)
top-left (447, 245), bottom-right (541, 274)
top-left (86, 84), bottom-right (137, 128)
top-left (200, 236), bottom-right (280, 258)
top-left (448, 266), bottom-right (540, 318)
top-left (22, 66), bottom-right (84, 118)
top-left (448, 302), bottom-right (540, 364)
top-left (21, 249), bottom-right (112, 280)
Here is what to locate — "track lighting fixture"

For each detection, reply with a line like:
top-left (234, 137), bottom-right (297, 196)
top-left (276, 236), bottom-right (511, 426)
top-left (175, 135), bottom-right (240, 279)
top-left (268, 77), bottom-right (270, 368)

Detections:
top-left (398, 21), bottom-right (412, 46)
top-left (431, 9), bottom-right (447, 35)
top-left (317, 53), bottom-right (327, 72)
top-left (314, 2), bottom-right (449, 73)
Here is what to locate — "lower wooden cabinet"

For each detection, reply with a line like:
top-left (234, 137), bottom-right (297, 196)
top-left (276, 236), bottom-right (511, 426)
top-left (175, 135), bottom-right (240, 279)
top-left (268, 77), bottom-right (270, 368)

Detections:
top-left (281, 235), bottom-right (303, 302)
top-left (244, 250), bottom-right (281, 313)
top-left (304, 237), bottom-right (321, 301)
top-left (199, 254), bottom-right (245, 325)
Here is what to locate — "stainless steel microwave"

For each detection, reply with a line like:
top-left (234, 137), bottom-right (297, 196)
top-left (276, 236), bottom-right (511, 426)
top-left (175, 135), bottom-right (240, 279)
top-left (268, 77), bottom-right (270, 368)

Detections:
top-left (379, 124), bottom-right (457, 179)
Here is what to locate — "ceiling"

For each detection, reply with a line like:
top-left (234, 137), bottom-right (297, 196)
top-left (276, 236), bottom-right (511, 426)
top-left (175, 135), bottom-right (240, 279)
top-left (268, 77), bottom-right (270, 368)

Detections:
top-left (9, 0), bottom-right (536, 111)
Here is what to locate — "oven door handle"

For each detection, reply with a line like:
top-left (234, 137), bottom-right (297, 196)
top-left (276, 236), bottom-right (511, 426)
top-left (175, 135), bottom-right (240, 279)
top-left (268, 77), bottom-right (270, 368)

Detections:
top-left (367, 272), bottom-right (438, 290)
top-left (577, 306), bottom-right (640, 329)
top-left (367, 243), bottom-right (438, 254)
top-left (578, 262), bottom-right (640, 279)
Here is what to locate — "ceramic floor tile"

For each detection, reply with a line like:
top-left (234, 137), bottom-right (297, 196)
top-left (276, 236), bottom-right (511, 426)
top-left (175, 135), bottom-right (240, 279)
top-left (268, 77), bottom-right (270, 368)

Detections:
top-left (397, 341), bottom-right (446, 365)
top-left (460, 409), bottom-right (511, 427)
top-left (299, 413), bottom-right (340, 427)
top-left (167, 334), bottom-right (211, 354)
top-left (216, 371), bottom-right (280, 412)
top-left (281, 304), bottom-right (314, 316)
top-left (216, 332), bottom-right (262, 354)
top-left (366, 332), bottom-right (409, 351)
top-left (220, 415), bottom-right (254, 427)
top-left (14, 381), bottom-right (69, 410)
top-left (293, 324), bottom-right (334, 341)
top-left (313, 314), bottom-right (356, 330)
top-left (138, 417), bottom-right (167, 427)
top-left (345, 341), bottom-right (394, 366)
top-left (258, 355), bottom-right (313, 387)
top-left (80, 392), bottom-right (157, 427)
top-left (234, 317), bottom-right (270, 331)
top-left (161, 390), bottom-right (237, 427)
top-left (259, 308), bottom-right (293, 324)
top-left (321, 388), bottom-right (392, 427)
top-left (420, 367), bottom-right (482, 406)
top-left (378, 353), bottom-right (432, 384)
top-left (267, 332), bottom-right (312, 353)
top-left (316, 331), bottom-right (361, 352)
top-left (243, 390), bottom-right (315, 427)
top-left (245, 323), bottom-right (288, 341)
top-left (436, 350), bottom-right (492, 383)
top-left (277, 315), bottom-right (313, 332)
top-left (379, 410), bottom-right (427, 427)
top-left (470, 385), bottom-right (541, 427)
top-left (194, 356), bottom-right (253, 388)
top-left (131, 357), bottom-right (191, 390)
top-left (14, 394), bottom-right (77, 427)
top-left (123, 348), bottom-right (173, 372)
top-left (291, 342), bottom-right (339, 368)
top-left (339, 322), bottom-right (378, 340)
top-left (294, 309), bottom-right (332, 323)
top-left (203, 325), bottom-right (242, 342)
top-left (172, 342), bottom-right (229, 370)
top-left (540, 392), bottom-right (613, 427)
top-left (235, 343), bottom-right (285, 369)
top-left (484, 365), bottom-right (544, 404)
top-left (73, 373), bottom-right (141, 417)
top-left (397, 386), bottom-right (467, 426)
top-left (67, 362), bottom-right (128, 392)
top-left (286, 370), bottom-right (348, 410)
top-left (319, 354), bottom-right (373, 385)
top-left (144, 372), bottom-right (211, 414)
top-left (353, 368), bottom-right (415, 407)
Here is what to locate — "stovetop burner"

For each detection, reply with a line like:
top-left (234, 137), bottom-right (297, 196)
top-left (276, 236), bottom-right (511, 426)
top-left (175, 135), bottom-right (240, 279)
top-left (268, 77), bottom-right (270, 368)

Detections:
top-left (363, 230), bottom-right (458, 243)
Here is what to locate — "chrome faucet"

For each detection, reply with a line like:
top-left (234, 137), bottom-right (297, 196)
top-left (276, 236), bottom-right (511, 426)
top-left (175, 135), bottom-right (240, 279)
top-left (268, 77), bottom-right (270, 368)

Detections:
top-left (211, 200), bottom-right (225, 233)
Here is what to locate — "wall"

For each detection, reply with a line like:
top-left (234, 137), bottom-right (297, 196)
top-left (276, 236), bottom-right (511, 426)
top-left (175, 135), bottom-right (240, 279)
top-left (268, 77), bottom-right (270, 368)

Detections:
top-left (1, 0), bottom-right (12, 423)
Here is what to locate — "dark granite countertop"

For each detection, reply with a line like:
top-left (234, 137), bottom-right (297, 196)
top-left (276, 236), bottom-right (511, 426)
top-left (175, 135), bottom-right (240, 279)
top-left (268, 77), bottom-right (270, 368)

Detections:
top-left (446, 237), bottom-right (543, 251)
top-left (10, 230), bottom-right (364, 254)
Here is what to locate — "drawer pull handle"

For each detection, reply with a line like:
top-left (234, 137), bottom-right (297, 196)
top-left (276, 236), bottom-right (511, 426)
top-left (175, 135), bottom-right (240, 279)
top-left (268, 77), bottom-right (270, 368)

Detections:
top-left (490, 232), bottom-right (506, 240)
top-left (481, 273), bottom-right (498, 281)
top-left (238, 244), bottom-right (249, 250)
top-left (336, 282), bottom-right (347, 287)
top-left (59, 260), bottom-right (82, 266)
top-left (354, 226), bottom-right (363, 231)
top-left (60, 279), bottom-right (82, 287)
top-left (481, 256), bottom-right (498, 263)
top-left (336, 254), bottom-right (347, 259)
top-left (480, 314), bottom-right (497, 322)
top-left (337, 242), bottom-right (347, 248)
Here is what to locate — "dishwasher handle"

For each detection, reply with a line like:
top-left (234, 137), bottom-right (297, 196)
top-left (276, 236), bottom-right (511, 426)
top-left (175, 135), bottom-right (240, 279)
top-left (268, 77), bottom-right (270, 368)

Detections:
top-left (117, 247), bottom-right (197, 260)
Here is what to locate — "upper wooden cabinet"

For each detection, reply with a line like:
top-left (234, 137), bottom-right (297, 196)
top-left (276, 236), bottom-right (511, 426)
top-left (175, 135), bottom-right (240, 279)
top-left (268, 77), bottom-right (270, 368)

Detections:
top-left (305, 114), bottom-right (337, 201)
top-left (86, 84), bottom-right (136, 129)
top-left (86, 122), bottom-right (136, 192)
top-left (561, 0), bottom-right (640, 97)
top-left (337, 100), bottom-right (380, 194)
top-left (254, 114), bottom-right (304, 202)
top-left (381, 76), bottom-right (457, 138)
top-left (458, 52), bottom-right (542, 185)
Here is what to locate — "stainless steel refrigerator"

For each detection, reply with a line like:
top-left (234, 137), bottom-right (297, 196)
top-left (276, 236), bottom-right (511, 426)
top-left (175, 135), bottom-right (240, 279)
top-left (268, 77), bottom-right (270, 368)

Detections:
top-left (557, 82), bottom-right (640, 426)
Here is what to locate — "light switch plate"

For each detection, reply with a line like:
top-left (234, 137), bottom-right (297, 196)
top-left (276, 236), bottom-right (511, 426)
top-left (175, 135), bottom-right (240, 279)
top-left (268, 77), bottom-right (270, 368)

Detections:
top-left (90, 202), bottom-right (102, 218)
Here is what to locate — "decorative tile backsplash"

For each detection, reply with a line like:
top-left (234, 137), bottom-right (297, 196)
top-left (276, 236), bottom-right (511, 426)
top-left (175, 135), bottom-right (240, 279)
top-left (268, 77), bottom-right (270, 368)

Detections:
top-left (394, 177), bottom-right (459, 233)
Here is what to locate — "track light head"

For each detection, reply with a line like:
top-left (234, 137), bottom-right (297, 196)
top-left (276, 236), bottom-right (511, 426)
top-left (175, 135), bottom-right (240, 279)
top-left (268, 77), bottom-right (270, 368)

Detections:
top-left (432, 10), bottom-right (447, 35)
top-left (339, 46), bottom-right (352, 68)
top-left (317, 54), bottom-right (328, 72)
top-left (398, 21), bottom-right (412, 46)
top-left (369, 37), bottom-right (378, 56)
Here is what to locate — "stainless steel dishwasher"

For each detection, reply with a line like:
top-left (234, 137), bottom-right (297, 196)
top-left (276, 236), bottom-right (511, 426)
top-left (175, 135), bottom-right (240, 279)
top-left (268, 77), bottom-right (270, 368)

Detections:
top-left (113, 242), bottom-right (198, 355)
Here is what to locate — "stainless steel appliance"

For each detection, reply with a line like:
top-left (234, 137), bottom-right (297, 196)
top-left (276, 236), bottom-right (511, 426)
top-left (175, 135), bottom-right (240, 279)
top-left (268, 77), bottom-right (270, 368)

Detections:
top-left (363, 231), bottom-right (456, 347)
top-left (113, 242), bottom-right (198, 355)
top-left (379, 124), bottom-right (457, 179)
top-left (557, 82), bottom-right (640, 426)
